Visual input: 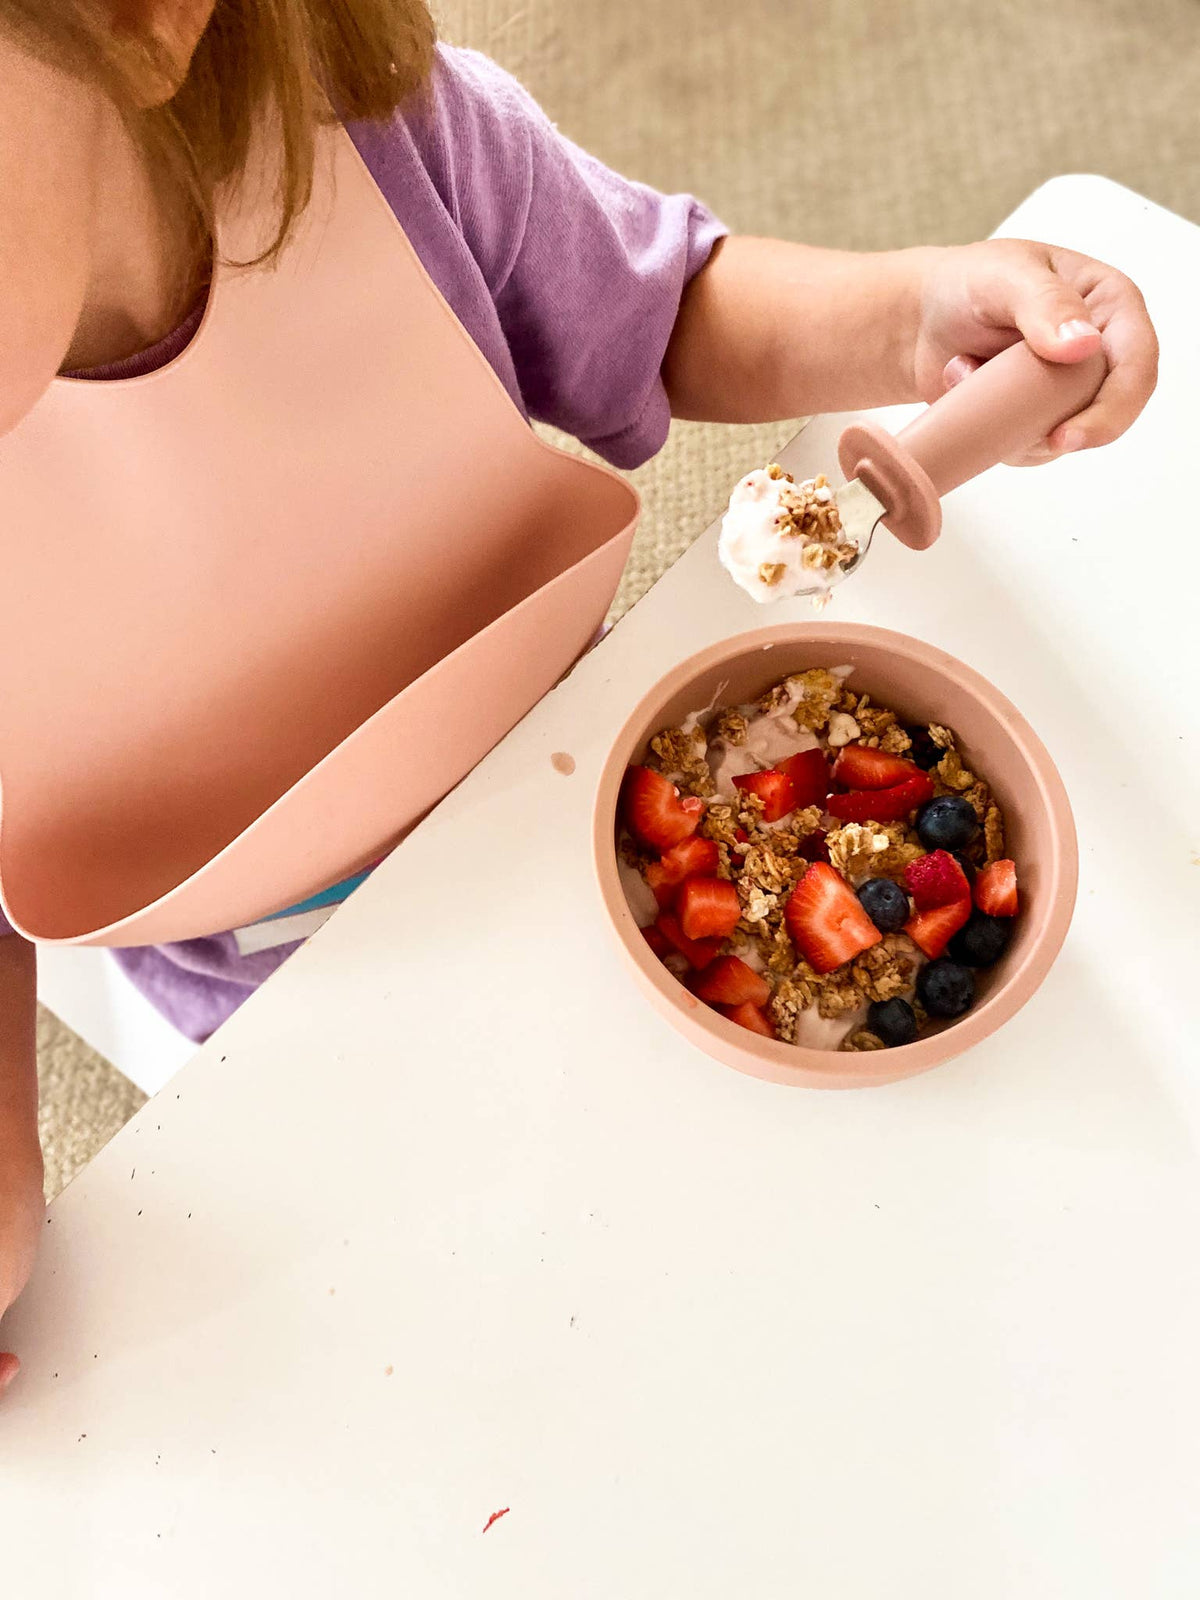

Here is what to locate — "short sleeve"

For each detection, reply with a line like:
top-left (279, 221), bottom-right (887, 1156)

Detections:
top-left (415, 49), bottom-right (726, 468)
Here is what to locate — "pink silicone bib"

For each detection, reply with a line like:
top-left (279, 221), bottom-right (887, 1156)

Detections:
top-left (0, 127), bottom-right (637, 946)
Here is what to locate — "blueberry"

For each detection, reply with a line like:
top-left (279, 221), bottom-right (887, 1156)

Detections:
top-left (903, 726), bottom-right (943, 770)
top-left (867, 998), bottom-right (918, 1048)
top-left (916, 796), bottom-right (979, 852)
top-left (917, 959), bottom-right (976, 1019)
top-left (857, 877), bottom-right (910, 933)
top-left (948, 913), bottom-right (1011, 969)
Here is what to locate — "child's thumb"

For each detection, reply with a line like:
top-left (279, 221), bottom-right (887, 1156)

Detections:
top-left (1009, 270), bottom-right (1101, 364)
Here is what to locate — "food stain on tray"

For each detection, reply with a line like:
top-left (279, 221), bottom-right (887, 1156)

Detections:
top-left (550, 751), bottom-right (576, 776)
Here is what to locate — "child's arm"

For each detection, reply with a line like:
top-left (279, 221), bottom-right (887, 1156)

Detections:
top-left (664, 236), bottom-right (1157, 463)
top-left (0, 935), bottom-right (43, 1391)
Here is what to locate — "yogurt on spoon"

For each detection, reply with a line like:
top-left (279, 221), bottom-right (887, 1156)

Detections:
top-left (718, 465), bottom-right (861, 606)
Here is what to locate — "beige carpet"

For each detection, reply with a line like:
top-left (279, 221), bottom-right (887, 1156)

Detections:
top-left (36, 0), bottom-right (1200, 1197)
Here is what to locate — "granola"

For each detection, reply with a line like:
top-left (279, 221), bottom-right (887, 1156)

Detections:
top-left (646, 723), bottom-right (714, 798)
top-left (719, 467), bottom-right (860, 606)
top-left (709, 708), bottom-right (749, 747)
top-left (984, 803), bottom-right (1006, 864)
top-left (854, 702), bottom-right (898, 743)
top-left (840, 1029), bottom-right (887, 1053)
top-left (787, 669), bottom-right (843, 733)
top-left (850, 936), bottom-right (920, 1004)
top-left (933, 747), bottom-right (975, 793)
top-left (827, 822), bottom-right (923, 883)
top-left (698, 802), bottom-right (739, 849)
top-left (877, 724), bottom-right (913, 755)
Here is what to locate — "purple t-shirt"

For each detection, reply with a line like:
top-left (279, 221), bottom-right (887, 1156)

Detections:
top-left (0, 46), bottom-right (724, 1043)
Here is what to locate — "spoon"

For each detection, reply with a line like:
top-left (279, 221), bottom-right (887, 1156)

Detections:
top-left (793, 340), bottom-right (1109, 597)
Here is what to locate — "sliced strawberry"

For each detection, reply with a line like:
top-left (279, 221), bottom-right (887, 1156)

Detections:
top-left (732, 769), bottom-right (796, 823)
top-left (719, 1001), bottom-right (777, 1038)
top-left (905, 898), bottom-right (971, 958)
top-left (784, 862), bottom-right (882, 975)
top-left (642, 924), bottom-right (670, 957)
top-left (655, 911), bottom-right (723, 970)
top-left (778, 748), bottom-right (831, 808)
top-left (825, 772), bottom-right (935, 823)
top-left (644, 835), bottom-right (720, 907)
top-left (831, 743), bottom-right (922, 790)
top-left (904, 849), bottom-right (972, 912)
top-left (643, 859), bottom-right (676, 908)
top-left (622, 765), bottom-right (704, 852)
top-left (669, 835), bottom-right (721, 876)
top-left (693, 955), bottom-right (771, 1008)
top-left (677, 876), bottom-right (742, 942)
top-left (976, 859), bottom-right (1019, 917)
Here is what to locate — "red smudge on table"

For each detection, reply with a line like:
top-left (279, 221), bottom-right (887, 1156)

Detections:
top-left (482, 1507), bottom-right (511, 1534)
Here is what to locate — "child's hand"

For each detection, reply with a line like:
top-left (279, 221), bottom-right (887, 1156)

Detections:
top-left (0, 1173), bottom-right (43, 1394)
top-left (914, 241), bottom-right (1158, 465)
top-left (666, 236), bottom-right (1156, 452)
top-left (0, 934), bottom-right (43, 1396)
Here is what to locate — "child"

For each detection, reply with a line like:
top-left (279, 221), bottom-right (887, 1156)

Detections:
top-left (0, 0), bottom-right (1157, 1383)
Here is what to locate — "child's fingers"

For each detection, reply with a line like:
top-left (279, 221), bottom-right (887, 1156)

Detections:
top-left (1047, 305), bottom-right (1159, 454)
top-left (0, 1351), bottom-right (19, 1392)
top-left (992, 255), bottom-right (1103, 365)
top-left (1002, 333), bottom-right (1155, 466)
top-left (938, 246), bottom-right (1156, 465)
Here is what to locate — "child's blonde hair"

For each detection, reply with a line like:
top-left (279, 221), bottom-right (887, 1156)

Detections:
top-left (2, 1), bottom-right (437, 261)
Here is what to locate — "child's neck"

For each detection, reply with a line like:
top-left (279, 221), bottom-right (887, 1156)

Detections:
top-left (62, 111), bottom-right (209, 373)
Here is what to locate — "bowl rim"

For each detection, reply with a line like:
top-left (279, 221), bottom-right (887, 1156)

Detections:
top-left (592, 621), bottom-right (1079, 1088)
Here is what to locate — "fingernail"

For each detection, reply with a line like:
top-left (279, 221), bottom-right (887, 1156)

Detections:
top-left (1057, 319), bottom-right (1099, 342)
top-left (1058, 427), bottom-right (1086, 452)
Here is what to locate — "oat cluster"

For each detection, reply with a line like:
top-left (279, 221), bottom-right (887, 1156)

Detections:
top-left (756, 467), bottom-right (860, 591)
top-left (832, 681), bottom-right (914, 754)
top-left (826, 822), bottom-right (923, 883)
top-left (646, 722), bottom-right (714, 798)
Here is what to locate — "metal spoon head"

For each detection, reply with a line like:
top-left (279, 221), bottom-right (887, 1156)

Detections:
top-left (785, 476), bottom-right (882, 598)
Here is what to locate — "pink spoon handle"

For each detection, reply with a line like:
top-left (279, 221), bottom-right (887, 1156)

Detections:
top-left (895, 341), bottom-right (1107, 496)
top-left (837, 341), bottom-right (1107, 551)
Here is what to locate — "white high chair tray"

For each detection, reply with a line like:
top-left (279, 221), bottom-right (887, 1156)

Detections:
top-left (3, 178), bottom-right (1199, 1599)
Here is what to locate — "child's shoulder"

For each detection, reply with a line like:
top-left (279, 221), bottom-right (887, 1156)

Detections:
top-left (353, 44), bottom-right (567, 297)
top-left (407, 44), bottom-right (552, 163)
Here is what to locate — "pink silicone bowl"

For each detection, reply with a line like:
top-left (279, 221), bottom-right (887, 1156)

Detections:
top-left (592, 623), bottom-right (1078, 1088)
